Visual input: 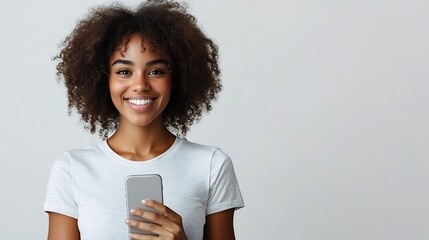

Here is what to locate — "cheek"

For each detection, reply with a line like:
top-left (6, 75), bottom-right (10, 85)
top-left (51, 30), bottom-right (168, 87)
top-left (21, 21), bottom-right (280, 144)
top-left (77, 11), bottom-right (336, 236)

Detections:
top-left (109, 79), bottom-right (124, 99)
top-left (161, 79), bottom-right (173, 98)
top-left (109, 80), bottom-right (126, 112)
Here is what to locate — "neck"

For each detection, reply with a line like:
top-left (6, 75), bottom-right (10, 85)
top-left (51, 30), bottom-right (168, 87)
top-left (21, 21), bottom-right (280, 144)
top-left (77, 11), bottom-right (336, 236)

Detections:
top-left (107, 117), bottom-right (176, 161)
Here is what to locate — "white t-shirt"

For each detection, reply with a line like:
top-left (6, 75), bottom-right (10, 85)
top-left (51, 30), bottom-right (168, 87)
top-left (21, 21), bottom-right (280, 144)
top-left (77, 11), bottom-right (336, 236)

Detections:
top-left (44, 137), bottom-right (244, 240)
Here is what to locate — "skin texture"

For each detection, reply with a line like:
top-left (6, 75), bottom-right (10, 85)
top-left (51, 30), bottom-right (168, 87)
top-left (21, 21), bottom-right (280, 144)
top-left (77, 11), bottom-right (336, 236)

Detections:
top-left (109, 35), bottom-right (172, 137)
top-left (47, 213), bottom-right (80, 240)
top-left (55, 0), bottom-right (222, 138)
top-left (203, 209), bottom-right (236, 240)
top-left (47, 34), bottom-right (237, 240)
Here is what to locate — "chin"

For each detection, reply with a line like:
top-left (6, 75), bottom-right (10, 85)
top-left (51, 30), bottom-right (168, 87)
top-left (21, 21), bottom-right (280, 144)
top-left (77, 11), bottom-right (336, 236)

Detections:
top-left (124, 116), bottom-right (161, 128)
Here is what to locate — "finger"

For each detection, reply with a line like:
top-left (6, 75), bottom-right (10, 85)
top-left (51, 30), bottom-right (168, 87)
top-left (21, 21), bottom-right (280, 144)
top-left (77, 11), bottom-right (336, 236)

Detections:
top-left (143, 200), bottom-right (181, 223)
top-left (130, 207), bottom-right (181, 233)
top-left (129, 232), bottom-right (158, 240)
top-left (141, 201), bottom-right (183, 235)
top-left (130, 207), bottom-right (169, 227)
top-left (130, 205), bottom-right (185, 238)
top-left (125, 218), bottom-right (163, 235)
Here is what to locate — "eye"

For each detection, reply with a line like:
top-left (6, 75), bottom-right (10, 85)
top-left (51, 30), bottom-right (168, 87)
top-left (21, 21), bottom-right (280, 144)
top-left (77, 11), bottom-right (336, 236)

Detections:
top-left (116, 69), bottom-right (131, 76)
top-left (148, 69), bottom-right (165, 77)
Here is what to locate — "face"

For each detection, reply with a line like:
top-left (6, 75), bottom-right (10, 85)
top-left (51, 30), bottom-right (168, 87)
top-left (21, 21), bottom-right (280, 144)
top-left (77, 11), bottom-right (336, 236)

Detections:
top-left (109, 34), bottom-right (172, 129)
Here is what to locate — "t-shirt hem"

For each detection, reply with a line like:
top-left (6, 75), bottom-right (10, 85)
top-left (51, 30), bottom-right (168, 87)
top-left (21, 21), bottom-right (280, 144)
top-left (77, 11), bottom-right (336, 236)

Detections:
top-left (44, 203), bottom-right (78, 219)
top-left (206, 200), bottom-right (244, 215)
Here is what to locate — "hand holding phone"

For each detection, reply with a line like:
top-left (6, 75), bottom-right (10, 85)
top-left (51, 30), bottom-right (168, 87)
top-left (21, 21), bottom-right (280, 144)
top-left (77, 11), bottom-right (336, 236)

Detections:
top-left (125, 174), bottom-right (163, 236)
top-left (127, 199), bottom-right (189, 240)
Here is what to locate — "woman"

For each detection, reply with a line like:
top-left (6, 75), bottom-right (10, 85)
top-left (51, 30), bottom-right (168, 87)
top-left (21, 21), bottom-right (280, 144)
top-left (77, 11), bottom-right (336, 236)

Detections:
top-left (44, 1), bottom-right (244, 239)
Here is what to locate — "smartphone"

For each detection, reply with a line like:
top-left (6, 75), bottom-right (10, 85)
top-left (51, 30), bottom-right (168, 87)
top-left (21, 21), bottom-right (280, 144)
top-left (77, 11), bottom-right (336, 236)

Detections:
top-left (125, 174), bottom-right (163, 237)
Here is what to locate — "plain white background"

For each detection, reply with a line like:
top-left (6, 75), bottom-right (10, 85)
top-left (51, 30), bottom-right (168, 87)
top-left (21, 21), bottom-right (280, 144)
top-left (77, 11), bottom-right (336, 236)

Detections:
top-left (0, 0), bottom-right (428, 239)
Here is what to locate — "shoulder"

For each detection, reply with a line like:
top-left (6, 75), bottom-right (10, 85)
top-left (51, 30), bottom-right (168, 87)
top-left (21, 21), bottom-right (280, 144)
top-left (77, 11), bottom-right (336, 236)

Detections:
top-left (66, 142), bottom-right (105, 160)
top-left (51, 142), bottom-right (106, 170)
top-left (174, 138), bottom-right (232, 170)
top-left (176, 138), bottom-right (229, 160)
top-left (178, 138), bottom-right (216, 152)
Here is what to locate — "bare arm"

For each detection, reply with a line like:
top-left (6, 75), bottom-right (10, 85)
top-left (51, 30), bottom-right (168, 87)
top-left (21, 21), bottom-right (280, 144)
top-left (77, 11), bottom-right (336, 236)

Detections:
top-left (47, 212), bottom-right (80, 240)
top-left (203, 209), bottom-right (236, 240)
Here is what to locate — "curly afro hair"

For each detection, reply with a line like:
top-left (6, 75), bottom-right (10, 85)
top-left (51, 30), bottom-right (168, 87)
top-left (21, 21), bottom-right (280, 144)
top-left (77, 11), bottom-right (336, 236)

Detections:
top-left (55, 0), bottom-right (221, 138)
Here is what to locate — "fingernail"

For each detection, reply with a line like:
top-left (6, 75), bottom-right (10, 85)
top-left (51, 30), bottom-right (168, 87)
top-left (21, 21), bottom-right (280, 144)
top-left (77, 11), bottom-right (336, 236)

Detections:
top-left (142, 199), bottom-right (147, 205)
top-left (130, 208), bottom-right (136, 214)
top-left (125, 219), bottom-right (131, 224)
top-left (129, 233), bottom-right (136, 238)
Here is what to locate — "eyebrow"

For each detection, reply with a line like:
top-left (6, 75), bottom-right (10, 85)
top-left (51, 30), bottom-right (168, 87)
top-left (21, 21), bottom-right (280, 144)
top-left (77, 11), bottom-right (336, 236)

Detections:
top-left (111, 59), bottom-right (168, 67)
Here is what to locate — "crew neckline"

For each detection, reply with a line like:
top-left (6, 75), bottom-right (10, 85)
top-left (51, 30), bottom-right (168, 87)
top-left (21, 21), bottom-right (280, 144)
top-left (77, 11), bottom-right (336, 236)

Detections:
top-left (99, 136), bottom-right (182, 166)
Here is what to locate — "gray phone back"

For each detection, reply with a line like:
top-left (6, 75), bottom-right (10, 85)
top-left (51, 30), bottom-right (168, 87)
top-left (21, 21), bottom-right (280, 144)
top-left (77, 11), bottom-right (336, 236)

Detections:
top-left (125, 174), bottom-right (163, 237)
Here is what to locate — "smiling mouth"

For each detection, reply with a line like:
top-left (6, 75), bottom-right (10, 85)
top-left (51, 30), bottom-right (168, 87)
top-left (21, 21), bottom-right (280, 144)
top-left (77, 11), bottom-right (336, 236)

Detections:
top-left (126, 98), bottom-right (155, 106)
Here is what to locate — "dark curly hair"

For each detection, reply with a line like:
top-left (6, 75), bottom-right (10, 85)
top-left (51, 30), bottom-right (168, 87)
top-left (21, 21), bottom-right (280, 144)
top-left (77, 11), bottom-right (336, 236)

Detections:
top-left (55, 0), bottom-right (221, 138)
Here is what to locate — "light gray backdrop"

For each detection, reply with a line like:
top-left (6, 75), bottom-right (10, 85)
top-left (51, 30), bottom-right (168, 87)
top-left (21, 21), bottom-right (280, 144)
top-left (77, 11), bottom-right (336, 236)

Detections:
top-left (0, 0), bottom-right (428, 239)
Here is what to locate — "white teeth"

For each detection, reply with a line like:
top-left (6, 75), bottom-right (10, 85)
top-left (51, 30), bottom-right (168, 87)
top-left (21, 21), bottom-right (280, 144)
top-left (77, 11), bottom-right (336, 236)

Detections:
top-left (128, 99), bottom-right (153, 106)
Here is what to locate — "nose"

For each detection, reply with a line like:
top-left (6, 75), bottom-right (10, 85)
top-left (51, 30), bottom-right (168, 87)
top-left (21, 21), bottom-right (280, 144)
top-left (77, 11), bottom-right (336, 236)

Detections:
top-left (132, 72), bottom-right (150, 93)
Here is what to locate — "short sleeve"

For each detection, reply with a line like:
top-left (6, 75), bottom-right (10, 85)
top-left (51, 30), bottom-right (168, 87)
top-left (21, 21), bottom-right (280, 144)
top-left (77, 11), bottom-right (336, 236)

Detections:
top-left (206, 149), bottom-right (244, 215)
top-left (44, 152), bottom-right (78, 219)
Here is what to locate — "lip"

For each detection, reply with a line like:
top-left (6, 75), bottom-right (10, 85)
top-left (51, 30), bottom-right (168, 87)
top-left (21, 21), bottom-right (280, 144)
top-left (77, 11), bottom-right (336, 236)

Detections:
top-left (124, 96), bottom-right (157, 112)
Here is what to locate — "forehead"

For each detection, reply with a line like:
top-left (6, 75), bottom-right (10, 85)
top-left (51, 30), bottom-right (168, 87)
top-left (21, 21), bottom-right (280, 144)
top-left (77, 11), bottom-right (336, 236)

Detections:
top-left (113, 34), bottom-right (163, 58)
